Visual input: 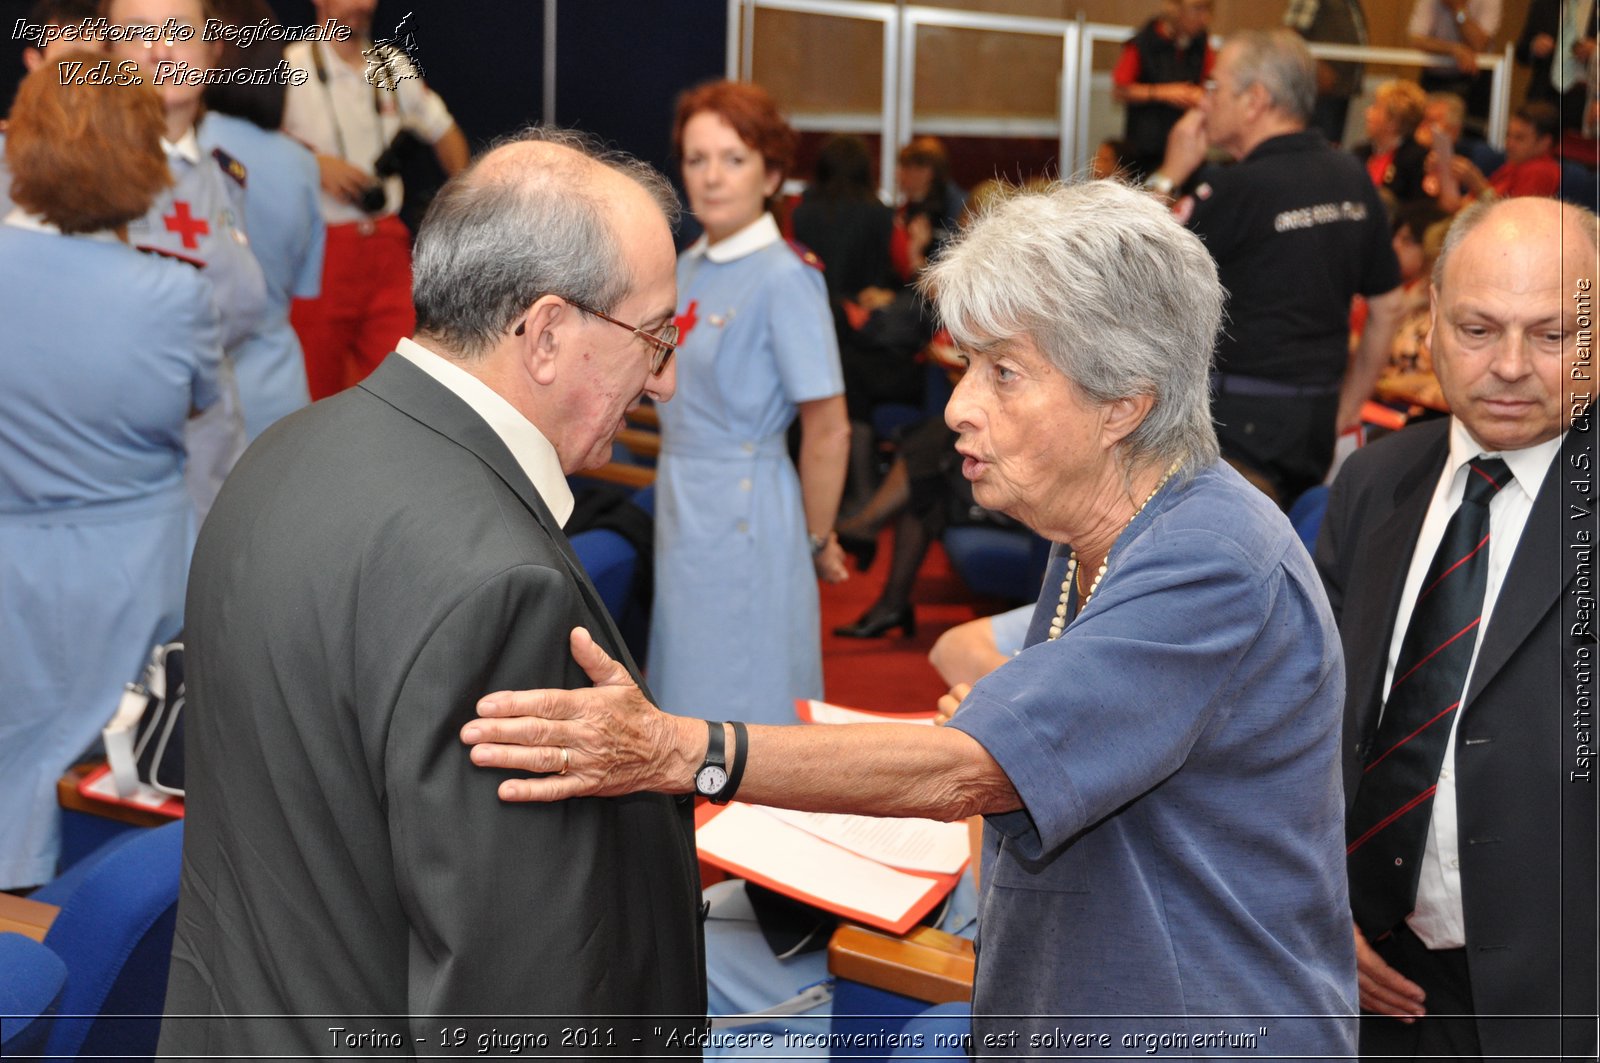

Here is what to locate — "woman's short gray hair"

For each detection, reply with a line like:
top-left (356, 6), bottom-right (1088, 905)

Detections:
top-left (922, 179), bottom-right (1223, 474)
top-left (412, 126), bottom-right (680, 358)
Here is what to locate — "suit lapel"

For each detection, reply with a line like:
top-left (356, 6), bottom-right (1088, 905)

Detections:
top-left (358, 355), bottom-right (641, 679)
top-left (1464, 432), bottom-right (1577, 708)
top-left (1346, 430), bottom-right (1451, 741)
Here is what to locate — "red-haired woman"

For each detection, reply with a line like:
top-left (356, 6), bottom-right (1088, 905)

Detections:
top-left (0, 59), bottom-right (223, 889)
top-left (648, 81), bottom-right (851, 726)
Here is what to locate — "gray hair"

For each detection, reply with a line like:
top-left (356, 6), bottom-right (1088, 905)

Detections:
top-left (921, 179), bottom-right (1224, 475)
top-left (1433, 197), bottom-right (1600, 291)
top-left (411, 126), bottom-right (681, 358)
top-left (1226, 29), bottom-right (1316, 123)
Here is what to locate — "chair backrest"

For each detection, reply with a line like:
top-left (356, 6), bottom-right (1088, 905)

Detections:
top-left (943, 525), bottom-right (1050, 603)
top-left (41, 820), bottom-right (183, 1061)
top-left (570, 528), bottom-right (639, 623)
top-left (0, 932), bottom-right (68, 1058)
top-left (1288, 485), bottom-right (1331, 553)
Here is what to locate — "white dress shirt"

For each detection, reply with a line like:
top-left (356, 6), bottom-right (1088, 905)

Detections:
top-left (395, 338), bottom-right (573, 528)
top-left (1382, 419), bottom-right (1563, 948)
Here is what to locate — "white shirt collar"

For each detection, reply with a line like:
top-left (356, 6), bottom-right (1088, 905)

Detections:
top-left (161, 128), bottom-right (202, 165)
top-left (3, 207), bottom-right (122, 243)
top-left (396, 337), bottom-right (575, 527)
top-left (1445, 417), bottom-right (1564, 502)
top-left (685, 212), bottom-right (782, 264)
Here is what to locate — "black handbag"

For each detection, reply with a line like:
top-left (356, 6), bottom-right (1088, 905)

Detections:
top-left (115, 640), bottom-right (186, 797)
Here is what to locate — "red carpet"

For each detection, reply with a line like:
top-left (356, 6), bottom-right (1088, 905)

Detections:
top-left (817, 528), bottom-right (1017, 714)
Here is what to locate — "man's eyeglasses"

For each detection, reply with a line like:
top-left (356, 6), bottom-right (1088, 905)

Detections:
top-left (515, 297), bottom-right (679, 376)
top-left (516, 298), bottom-right (678, 376)
top-left (569, 300), bottom-right (678, 376)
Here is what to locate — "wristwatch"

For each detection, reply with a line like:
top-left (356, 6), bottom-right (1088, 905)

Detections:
top-left (808, 532), bottom-right (828, 557)
top-left (1143, 171), bottom-right (1176, 197)
top-left (695, 722), bottom-right (731, 800)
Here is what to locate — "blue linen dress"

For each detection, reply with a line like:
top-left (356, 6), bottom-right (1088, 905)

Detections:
top-left (947, 460), bottom-right (1357, 1057)
top-left (0, 221), bottom-right (223, 889)
top-left (647, 214), bottom-right (844, 724)
top-left (198, 113), bottom-right (324, 441)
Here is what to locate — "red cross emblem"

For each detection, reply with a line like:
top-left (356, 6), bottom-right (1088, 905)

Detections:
top-left (163, 201), bottom-right (210, 250)
top-left (673, 300), bottom-right (699, 343)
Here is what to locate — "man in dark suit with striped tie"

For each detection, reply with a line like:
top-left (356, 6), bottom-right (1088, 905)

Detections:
top-left (1316, 196), bottom-right (1597, 1060)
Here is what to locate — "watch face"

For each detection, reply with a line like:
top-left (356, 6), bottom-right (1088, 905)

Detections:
top-left (696, 765), bottom-right (728, 795)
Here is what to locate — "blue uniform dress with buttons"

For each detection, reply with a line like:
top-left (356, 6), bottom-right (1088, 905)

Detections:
top-left (127, 128), bottom-right (270, 521)
top-left (198, 112), bottom-right (323, 441)
top-left (648, 213), bottom-right (844, 724)
top-left (0, 214), bottom-right (223, 889)
top-left (0, 133), bottom-right (11, 217)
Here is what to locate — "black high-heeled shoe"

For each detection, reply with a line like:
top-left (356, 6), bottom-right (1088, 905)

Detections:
top-left (836, 531), bottom-right (878, 572)
top-left (832, 603), bottom-right (915, 639)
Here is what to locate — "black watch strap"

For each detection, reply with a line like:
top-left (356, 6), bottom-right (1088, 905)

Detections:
top-left (695, 721), bottom-right (727, 798)
top-left (703, 719), bottom-right (725, 768)
top-left (718, 721), bottom-right (749, 805)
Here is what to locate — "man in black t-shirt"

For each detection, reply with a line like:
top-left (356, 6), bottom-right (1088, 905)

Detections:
top-left (1144, 28), bottom-right (1403, 504)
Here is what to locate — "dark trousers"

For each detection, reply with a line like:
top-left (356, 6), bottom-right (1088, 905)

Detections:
top-left (1313, 94), bottom-right (1353, 146)
top-left (1212, 389), bottom-right (1339, 507)
top-left (1360, 923), bottom-right (1483, 1061)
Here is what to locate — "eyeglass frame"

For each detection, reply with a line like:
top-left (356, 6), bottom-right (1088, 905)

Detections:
top-left (514, 296), bottom-right (678, 376)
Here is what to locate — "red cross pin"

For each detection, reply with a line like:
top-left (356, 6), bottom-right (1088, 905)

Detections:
top-left (163, 201), bottom-right (210, 250)
top-left (673, 299), bottom-right (699, 343)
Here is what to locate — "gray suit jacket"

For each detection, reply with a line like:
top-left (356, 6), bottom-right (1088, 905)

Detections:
top-left (160, 355), bottom-right (706, 1059)
top-left (1315, 418), bottom-right (1596, 1059)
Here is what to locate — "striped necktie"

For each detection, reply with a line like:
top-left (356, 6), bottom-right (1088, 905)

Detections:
top-left (1346, 455), bottom-right (1513, 940)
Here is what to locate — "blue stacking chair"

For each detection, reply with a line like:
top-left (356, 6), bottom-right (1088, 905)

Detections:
top-left (29, 820), bottom-right (184, 1061)
top-left (1288, 485), bottom-right (1331, 553)
top-left (943, 525), bottom-right (1051, 603)
top-left (0, 932), bottom-right (68, 1058)
top-left (570, 528), bottom-right (639, 623)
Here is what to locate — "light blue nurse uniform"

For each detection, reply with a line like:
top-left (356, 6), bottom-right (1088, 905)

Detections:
top-left (0, 136), bottom-right (11, 217)
top-left (648, 214), bottom-right (844, 724)
top-left (198, 112), bottom-right (323, 441)
top-left (0, 219), bottom-right (223, 889)
top-left (127, 129), bottom-right (268, 519)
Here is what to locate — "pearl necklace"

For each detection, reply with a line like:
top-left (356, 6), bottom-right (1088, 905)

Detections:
top-left (1047, 460), bottom-right (1182, 641)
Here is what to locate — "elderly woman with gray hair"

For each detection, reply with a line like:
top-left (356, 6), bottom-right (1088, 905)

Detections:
top-left (462, 180), bottom-right (1357, 1056)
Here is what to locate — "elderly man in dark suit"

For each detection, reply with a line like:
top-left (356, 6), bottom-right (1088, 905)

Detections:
top-left (159, 128), bottom-right (704, 1057)
top-left (1316, 196), bottom-right (1597, 1060)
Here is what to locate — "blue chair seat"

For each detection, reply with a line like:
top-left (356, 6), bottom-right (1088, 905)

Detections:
top-left (0, 932), bottom-right (68, 1058)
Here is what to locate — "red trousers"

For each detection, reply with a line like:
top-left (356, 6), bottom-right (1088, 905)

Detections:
top-left (291, 216), bottom-right (415, 400)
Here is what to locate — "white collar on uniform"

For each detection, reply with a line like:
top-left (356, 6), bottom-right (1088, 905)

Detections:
top-left (684, 212), bottom-right (782, 264)
top-left (3, 206), bottom-right (122, 243)
top-left (161, 128), bottom-right (202, 165)
top-left (1446, 417), bottom-right (1564, 502)
top-left (396, 337), bottom-right (575, 527)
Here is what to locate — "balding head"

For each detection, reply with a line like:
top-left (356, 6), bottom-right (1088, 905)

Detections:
top-left (1433, 197), bottom-right (1597, 295)
top-left (1429, 197), bottom-right (1597, 452)
top-left (411, 127), bottom-right (679, 360)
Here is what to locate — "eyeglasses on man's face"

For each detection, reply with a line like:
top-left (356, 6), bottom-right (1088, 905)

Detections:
top-left (570, 299), bottom-right (679, 376)
top-left (515, 297), bottom-right (679, 376)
